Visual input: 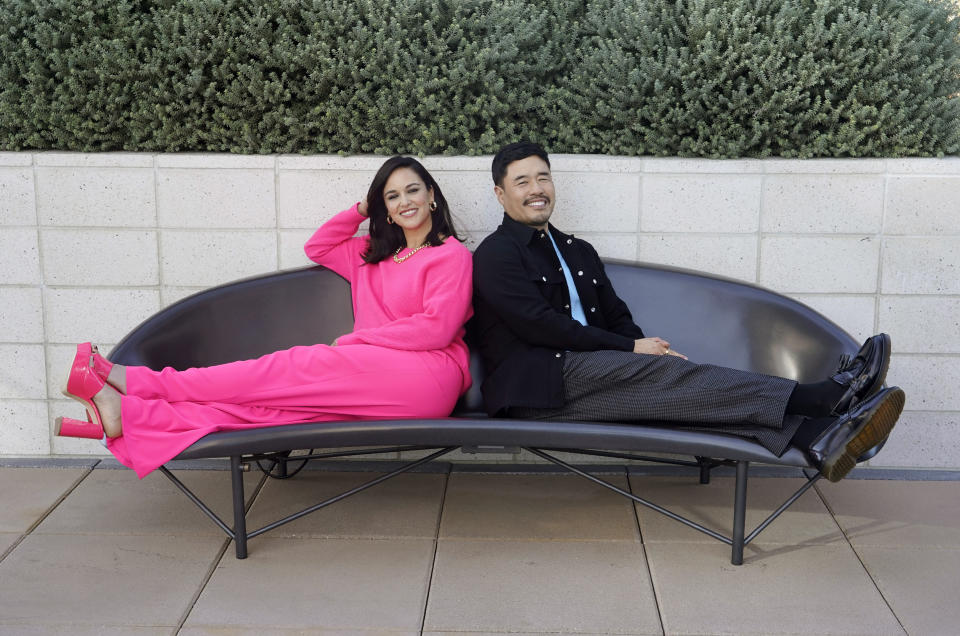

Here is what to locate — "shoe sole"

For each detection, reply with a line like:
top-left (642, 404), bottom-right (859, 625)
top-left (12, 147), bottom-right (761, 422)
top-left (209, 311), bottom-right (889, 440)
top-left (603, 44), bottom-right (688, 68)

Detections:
top-left (822, 387), bottom-right (905, 482)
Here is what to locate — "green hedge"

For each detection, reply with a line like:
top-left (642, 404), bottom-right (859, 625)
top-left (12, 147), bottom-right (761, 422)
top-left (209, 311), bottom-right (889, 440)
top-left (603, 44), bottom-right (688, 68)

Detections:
top-left (1, 0), bottom-right (958, 157)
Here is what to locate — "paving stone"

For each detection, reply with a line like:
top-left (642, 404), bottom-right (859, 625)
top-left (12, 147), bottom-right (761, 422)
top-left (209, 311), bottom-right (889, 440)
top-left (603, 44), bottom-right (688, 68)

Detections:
top-left (424, 539), bottom-right (660, 634)
top-left (245, 471), bottom-right (444, 538)
top-left (817, 479), bottom-right (960, 548)
top-left (855, 546), bottom-right (960, 636)
top-left (0, 625), bottom-right (171, 635)
top-left (36, 468), bottom-right (261, 537)
top-left (647, 541), bottom-right (904, 635)
top-left (0, 533), bottom-right (223, 628)
top-left (0, 467), bottom-right (87, 533)
top-left (631, 475), bottom-right (843, 547)
top-left (441, 473), bottom-right (638, 541)
top-left (183, 537), bottom-right (434, 632)
top-left (182, 629), bottom-right (418, 636)
top-left (424, 632), bottom-right (650, 636)
top-left (0, 532), bottom-right (20, 555)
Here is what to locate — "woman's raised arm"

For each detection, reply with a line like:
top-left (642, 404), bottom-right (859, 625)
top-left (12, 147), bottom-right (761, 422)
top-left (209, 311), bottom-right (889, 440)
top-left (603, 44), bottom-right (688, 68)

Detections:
top-left (303, 202), bottom-right (368, 280)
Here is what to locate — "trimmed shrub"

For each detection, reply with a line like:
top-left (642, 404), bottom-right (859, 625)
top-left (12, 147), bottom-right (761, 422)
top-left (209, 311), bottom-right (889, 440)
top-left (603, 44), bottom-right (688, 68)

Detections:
top-left (0, 0), bottom-right (155, 150)
top-left (556, 0), bottom-right (960, 157)
top-left (1, 0), bottom-right (957, 156)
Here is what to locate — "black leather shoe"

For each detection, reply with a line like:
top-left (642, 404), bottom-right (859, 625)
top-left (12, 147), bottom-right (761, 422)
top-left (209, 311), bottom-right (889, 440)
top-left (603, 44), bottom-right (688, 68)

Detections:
top-left (830, 333), bottom-right (891, 415)
top-left (807, 386), bottom-right (905, 482)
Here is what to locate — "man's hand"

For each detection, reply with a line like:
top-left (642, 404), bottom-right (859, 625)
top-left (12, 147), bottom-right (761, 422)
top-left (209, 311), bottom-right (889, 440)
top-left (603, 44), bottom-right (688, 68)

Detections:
top-left (633, 337), bottom-right (688, 359)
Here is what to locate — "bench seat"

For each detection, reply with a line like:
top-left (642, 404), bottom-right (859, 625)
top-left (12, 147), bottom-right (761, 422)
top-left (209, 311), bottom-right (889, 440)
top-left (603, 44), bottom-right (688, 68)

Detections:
top-left (110, 261), bottom-right (859, 564)
top-left (174, 416), bottom-right (813, 467)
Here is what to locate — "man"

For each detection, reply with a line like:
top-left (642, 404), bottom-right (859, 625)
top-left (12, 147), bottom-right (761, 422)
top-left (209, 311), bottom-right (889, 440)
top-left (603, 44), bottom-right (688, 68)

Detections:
top-left (471, 141), bottom-right (904, 482)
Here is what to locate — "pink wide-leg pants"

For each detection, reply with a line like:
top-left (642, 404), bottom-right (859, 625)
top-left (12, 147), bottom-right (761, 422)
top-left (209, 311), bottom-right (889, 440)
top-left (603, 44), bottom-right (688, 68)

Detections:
top-left (106, 343), bottom-right (464, 478)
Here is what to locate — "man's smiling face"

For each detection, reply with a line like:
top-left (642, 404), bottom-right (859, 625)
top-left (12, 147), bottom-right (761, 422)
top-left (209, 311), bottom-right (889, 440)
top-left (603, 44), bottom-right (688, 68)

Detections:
top-left (495, 155), bottom-right (556, 230)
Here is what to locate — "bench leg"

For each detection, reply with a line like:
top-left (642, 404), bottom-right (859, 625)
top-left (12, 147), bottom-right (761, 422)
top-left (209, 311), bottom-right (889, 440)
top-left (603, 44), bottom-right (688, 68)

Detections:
top-left (230, 455), bottom-right (248, 559)
top-left (731, 460), bottom-right (748, 565)
top-left (697, 456), bottom-right (712, 484)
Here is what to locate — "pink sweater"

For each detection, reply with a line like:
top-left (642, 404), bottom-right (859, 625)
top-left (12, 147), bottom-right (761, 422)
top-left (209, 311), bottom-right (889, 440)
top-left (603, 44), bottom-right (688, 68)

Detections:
top-left (304, 204), bottom-right (474, 394)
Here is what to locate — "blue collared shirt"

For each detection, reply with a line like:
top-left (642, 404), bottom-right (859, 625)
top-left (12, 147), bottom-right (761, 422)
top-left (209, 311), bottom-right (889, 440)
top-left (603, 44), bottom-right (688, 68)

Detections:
top-left (546, 229), bottom-right (588, 326)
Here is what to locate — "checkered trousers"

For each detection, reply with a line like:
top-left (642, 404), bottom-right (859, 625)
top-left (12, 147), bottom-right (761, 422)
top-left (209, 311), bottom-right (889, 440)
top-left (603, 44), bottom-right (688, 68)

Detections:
top-left (509, 350), bottom-right (805, 456)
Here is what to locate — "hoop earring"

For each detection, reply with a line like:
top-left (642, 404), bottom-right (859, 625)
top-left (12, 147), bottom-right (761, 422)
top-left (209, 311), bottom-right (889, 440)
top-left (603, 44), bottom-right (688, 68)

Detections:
top-left (386, 216), bottom-right (394, 224)
top-left (430, 201), bottom-right (437, 211)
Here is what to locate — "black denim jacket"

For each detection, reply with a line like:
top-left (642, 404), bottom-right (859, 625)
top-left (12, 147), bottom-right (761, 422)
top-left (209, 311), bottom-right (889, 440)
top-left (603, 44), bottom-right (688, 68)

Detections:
top-left (471, 214), bottom-right (645, 415)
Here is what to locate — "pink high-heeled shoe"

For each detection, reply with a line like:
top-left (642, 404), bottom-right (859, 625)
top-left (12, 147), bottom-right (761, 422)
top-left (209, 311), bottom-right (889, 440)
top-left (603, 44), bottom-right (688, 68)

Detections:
top-left (54, 416), bottom-right (104, 440)
top-left (63, 342), bottom-right (108, 433)
top-left (90, 344), bottom-right (114, 383)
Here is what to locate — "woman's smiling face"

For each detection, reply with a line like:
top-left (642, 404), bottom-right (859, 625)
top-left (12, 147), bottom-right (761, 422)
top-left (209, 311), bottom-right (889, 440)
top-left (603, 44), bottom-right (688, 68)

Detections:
top-left (383, 166), bottom-right (434, 244)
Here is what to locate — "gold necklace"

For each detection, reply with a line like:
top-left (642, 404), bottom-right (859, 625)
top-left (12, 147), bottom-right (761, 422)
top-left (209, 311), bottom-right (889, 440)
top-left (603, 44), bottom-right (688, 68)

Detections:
top-left (393, 241), bottom-right (431, 263)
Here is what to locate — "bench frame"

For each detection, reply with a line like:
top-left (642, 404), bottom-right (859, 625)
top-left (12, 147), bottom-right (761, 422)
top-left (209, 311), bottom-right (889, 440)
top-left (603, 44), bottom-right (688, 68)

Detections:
top-left (108, 261), bottom-right (862, 566)
top-left (159, 443), bottom-right (822, 565)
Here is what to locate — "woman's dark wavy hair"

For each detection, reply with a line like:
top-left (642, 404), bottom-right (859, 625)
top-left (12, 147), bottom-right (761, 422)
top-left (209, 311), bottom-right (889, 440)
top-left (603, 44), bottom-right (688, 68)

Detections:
top-left (362, 156), bottom-right (463, 264)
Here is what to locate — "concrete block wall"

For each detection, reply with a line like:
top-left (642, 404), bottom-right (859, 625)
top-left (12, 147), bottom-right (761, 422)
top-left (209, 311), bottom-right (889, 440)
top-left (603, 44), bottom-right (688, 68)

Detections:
top-left (1, 152), bottom-right (958, 469)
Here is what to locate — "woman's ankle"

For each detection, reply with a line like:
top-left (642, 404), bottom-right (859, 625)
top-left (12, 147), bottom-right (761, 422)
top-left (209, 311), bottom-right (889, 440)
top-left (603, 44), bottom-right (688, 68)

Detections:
top-left (107, 365), bottom-right (127, 394)
top-left (92, 383), bottom-right (123, 438)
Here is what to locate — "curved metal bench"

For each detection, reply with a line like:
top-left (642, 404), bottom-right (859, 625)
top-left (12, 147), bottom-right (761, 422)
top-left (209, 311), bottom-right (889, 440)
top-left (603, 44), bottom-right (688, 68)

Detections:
top-left (110, 261), bottom-right (859, 564)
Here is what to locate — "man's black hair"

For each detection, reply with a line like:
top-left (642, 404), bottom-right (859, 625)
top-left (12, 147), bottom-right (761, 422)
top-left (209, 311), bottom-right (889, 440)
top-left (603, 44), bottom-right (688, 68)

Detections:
top-left (491, 141), bottom-right (550, 187)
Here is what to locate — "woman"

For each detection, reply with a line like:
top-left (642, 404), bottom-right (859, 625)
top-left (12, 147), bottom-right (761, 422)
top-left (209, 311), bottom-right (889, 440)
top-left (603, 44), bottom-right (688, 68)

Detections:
top-left (56, 156), bottom-right (473, 478)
